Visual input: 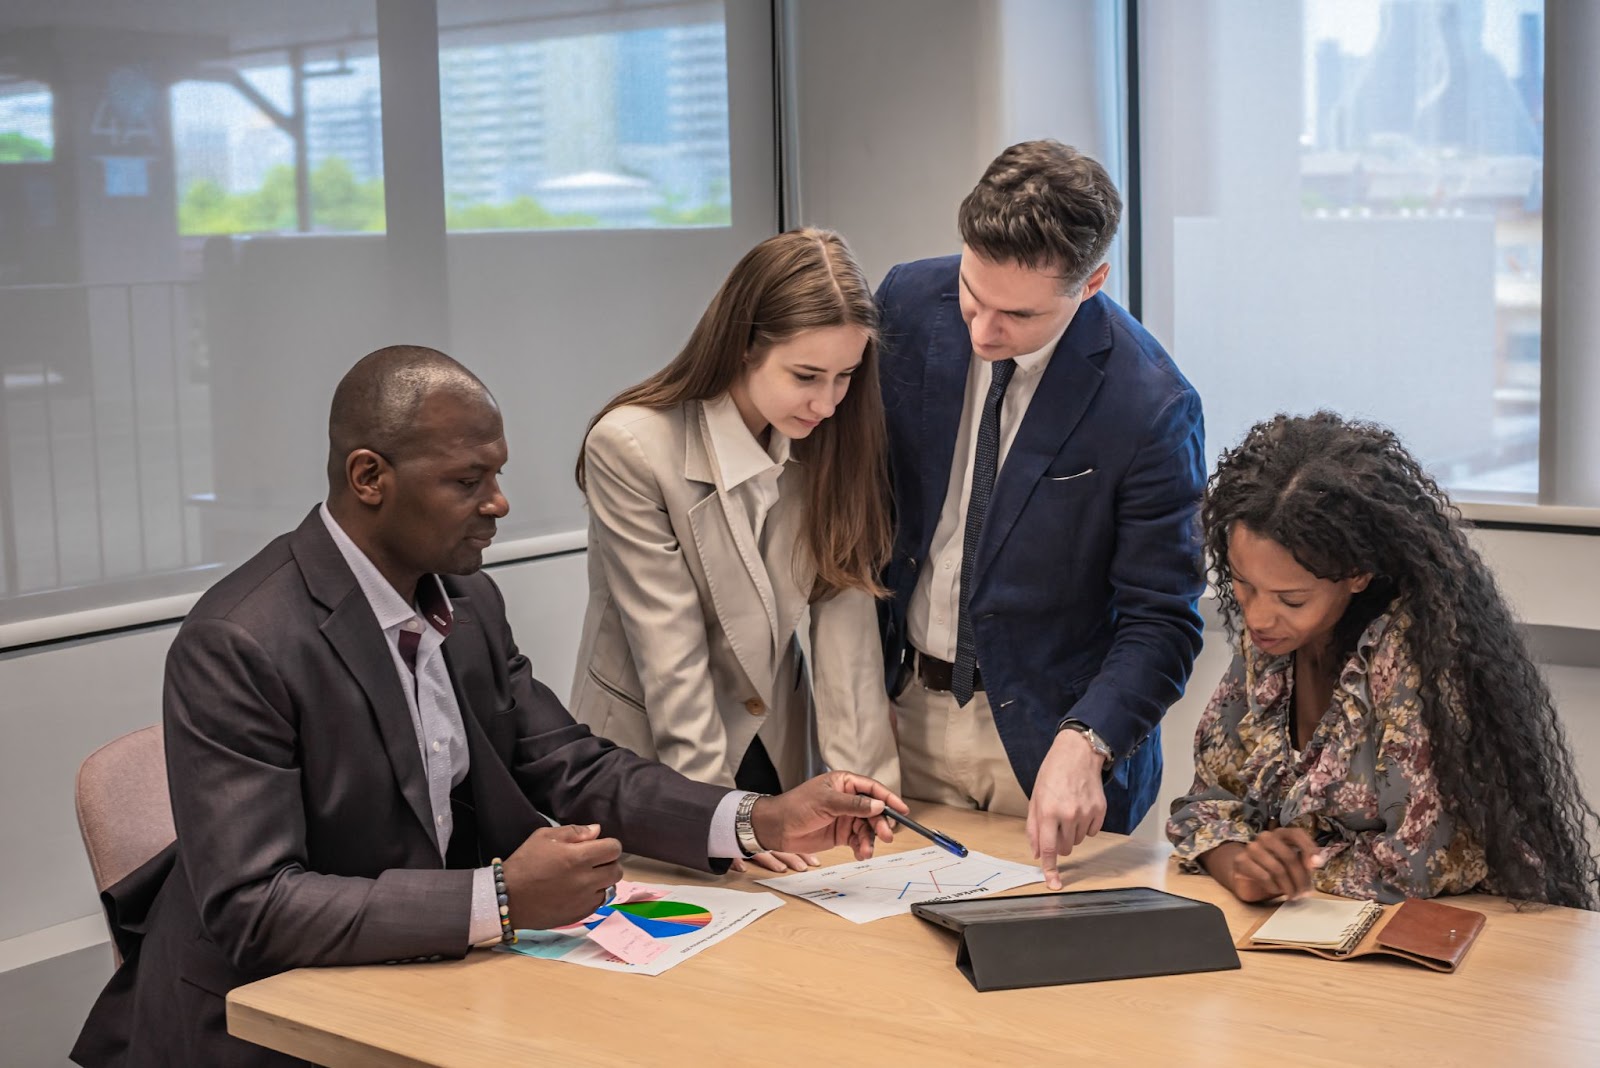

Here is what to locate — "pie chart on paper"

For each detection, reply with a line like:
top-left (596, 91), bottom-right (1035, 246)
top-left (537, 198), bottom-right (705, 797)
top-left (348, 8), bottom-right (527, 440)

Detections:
top-left (585, 900), bottom-right (713, 938)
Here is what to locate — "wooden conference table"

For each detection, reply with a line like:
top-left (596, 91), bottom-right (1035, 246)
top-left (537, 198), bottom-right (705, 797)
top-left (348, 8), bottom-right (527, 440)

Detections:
top-left (228, 804), bottom-right (1600, 1067)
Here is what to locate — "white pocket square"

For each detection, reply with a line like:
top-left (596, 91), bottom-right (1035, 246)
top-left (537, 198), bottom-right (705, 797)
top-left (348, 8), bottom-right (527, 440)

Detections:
top-left (1046, 467), bottom-right (1096, 482)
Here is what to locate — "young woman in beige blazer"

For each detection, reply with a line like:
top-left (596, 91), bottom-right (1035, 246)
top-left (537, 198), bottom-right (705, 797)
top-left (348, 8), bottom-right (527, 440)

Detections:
top-left (572, 229), bottom-right (900, 872)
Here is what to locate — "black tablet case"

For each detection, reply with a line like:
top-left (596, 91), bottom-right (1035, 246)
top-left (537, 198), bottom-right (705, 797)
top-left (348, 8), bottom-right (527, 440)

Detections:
top-left (913, 887), bottom-right (1241, 991)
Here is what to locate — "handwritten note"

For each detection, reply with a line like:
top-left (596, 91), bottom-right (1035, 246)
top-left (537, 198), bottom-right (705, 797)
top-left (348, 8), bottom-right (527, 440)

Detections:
top-left (586, 911), bottom-right (666, 966)
top-left (612, 880), bottom-right (667, 904)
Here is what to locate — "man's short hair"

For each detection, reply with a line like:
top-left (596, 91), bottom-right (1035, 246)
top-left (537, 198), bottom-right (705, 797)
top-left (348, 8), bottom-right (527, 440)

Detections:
top-left (957, 140), bottom-right (1123, 291)
top-left (326, 345), bottom-right (491, 489)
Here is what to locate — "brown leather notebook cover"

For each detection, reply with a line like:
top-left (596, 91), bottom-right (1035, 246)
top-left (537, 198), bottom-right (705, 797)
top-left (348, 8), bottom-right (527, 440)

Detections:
top-left (1238, 898), bottom-right (1485, 973)
top-left (1372, 898), bottom-right (1485, 969)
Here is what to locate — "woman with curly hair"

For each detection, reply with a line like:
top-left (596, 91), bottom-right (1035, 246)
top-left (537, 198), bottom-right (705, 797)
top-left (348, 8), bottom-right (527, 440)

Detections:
top-left (1167, 412), bottom-right (1599, 909)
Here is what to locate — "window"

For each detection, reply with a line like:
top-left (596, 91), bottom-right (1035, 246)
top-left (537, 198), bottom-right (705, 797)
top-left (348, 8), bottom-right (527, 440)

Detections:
top-left (171, 50), bottom-right (386, 235)
top-left (0, 80), bottom-right (52, 162)
top-left (0, 0), bottom-right (774, 639)
top-left (1139, 0), bottom-right (1545, 501)
top-left (439, 4), bottom-right (732, 231)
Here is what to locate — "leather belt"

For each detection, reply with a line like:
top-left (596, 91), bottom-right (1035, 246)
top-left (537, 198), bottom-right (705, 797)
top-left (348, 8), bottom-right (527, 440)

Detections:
top-left (906, 647), bottom-right (982, 694)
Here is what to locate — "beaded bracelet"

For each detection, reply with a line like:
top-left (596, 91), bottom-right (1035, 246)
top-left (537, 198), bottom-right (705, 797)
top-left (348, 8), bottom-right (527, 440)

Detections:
top-left (491, 858), bottom-right (516, 945)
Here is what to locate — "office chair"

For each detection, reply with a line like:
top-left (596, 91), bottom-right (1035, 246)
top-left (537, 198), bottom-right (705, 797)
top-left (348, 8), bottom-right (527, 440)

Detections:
top-left (74, 725), bottom-right (175, 962)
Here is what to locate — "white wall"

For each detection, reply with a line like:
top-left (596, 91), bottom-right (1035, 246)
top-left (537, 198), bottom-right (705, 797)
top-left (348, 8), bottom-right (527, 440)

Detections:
top-left (788, 0), bottom-right (1123, 288)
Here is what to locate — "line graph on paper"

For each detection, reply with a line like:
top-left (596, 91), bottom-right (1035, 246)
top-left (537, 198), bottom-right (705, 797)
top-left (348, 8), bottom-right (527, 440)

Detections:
top-left (845, 859), bottom-right (1003, 900)
top-left (756, 846), bottom-right (1044, 923)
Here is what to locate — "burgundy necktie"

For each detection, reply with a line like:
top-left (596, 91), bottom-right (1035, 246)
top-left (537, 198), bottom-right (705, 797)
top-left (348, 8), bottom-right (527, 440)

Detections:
top-left (399, 578), bottom-right (454, 674)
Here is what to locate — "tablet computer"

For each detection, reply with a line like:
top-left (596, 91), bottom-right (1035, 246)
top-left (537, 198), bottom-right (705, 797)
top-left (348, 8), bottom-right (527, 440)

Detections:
top-left (912, 887), bottom-right (1201, 933)
top-left (912, 887), bottom-right (1240, 990)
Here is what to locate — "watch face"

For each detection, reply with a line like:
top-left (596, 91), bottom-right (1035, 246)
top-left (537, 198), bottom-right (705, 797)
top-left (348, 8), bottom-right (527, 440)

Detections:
top-left (1064, 722), bottom-right (1112, 761)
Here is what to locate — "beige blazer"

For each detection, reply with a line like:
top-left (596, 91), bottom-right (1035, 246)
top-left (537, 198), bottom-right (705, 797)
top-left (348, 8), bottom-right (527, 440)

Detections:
top-left (571, 400), bottom-right (900, 793)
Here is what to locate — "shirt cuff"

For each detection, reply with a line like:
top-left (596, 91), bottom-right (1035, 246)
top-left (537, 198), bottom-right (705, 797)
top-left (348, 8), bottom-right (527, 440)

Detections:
top-left (468, 866), bottom-right (504, 947)
top-left (708, 790), bottom-right (753, 859)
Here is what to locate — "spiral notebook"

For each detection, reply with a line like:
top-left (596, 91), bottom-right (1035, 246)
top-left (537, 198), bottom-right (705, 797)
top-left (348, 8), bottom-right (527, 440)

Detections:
top-left (1247, 896), bottom-right (1383, 953)
top-left (1238, 896), bottom-right (1485, 972)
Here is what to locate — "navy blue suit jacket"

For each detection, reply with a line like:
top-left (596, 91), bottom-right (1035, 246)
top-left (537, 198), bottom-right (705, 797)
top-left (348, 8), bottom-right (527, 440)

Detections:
top-left (876, 255), bottom-right (1205, 833)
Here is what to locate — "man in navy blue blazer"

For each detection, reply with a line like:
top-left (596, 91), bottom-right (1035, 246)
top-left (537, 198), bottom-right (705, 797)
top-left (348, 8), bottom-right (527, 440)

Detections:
top-left (876, 141), bottom-right (1205, 887)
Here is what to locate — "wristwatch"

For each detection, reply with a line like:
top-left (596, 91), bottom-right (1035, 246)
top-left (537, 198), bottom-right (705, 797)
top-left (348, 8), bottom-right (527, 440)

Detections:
top-left (734, 791), bottom-right (767, 857)
top-left (1059, 719), bottom-right (1115, 768)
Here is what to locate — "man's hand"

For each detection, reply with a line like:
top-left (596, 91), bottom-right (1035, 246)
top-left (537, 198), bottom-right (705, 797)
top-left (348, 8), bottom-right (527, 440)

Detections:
top-left (501, 824), bottom-right (623, 930)
top-left (1027, 729), bottom-right (1108, 889)
top-left (750, 771), bottom-right (904, 861)
top-left (1204, 830), bottom-right (1322, 903)
top-left (730, 851), bottom-right (819, 874)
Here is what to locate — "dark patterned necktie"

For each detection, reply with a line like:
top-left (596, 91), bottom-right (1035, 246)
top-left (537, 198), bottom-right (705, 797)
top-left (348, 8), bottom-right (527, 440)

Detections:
top-left (952, 358), bottom-right (1016, 706)
top-left (398, 578), bottom-right (454, 675)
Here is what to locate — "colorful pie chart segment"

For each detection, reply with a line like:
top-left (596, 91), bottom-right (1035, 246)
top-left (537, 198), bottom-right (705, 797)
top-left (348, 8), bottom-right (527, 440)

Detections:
top-left (584, 900), bottom-right (713, 939)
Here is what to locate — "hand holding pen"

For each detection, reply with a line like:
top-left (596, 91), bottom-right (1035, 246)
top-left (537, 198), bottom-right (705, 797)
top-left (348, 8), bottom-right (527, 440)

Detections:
top-left (878, 806), bottom-right (969, 858)
top-left (749, 771), bottom-right (903, 861)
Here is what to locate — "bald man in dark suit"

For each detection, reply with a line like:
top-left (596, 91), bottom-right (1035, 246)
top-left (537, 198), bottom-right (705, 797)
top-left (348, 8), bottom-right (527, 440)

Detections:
top-left (73, 347), bottom-right (902, 1068)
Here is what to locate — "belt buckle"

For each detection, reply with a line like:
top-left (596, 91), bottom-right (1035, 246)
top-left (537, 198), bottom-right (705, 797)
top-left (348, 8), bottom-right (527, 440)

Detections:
top-left (913, 649), bottom-right (949, 693)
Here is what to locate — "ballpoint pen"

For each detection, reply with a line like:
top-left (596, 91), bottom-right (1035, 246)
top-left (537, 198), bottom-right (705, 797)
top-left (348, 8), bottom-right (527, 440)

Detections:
top-left (880, 808), bottom-right (969, 858)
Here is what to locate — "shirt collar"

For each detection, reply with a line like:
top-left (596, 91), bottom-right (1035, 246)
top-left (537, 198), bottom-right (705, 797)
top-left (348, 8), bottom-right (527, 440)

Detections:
top-left (1009, 321), bottom-right (1070, 380)
top-left (318, 503), bottom-right (451, 635)
top-left (703, 392), bottom-right (791, 491)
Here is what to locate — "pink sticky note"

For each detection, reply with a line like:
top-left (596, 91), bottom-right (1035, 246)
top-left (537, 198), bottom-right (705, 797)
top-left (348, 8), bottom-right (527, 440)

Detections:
top-left (549, 884), bottom-right (666, 931)
top-left (586, 911), bottom-right (666, 966)
top-left (613, 880), bottom-right (667, 903)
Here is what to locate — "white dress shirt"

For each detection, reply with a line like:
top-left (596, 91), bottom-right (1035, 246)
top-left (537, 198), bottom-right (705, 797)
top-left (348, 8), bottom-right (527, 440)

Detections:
top-left (701, 391), bottom-right (808, 775)
top-left (907, 325), bottom-right (1069, 662)
top-left (702, 390), bottom-right (792, 543)
top-left (319, 504), bottom-right (468, 853)
top-left (319, 505), bottom-right (749, 948)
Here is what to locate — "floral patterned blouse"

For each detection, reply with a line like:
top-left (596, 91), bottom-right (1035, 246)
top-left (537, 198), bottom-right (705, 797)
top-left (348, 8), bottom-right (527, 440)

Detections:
top-left (1166, 608), bottom-right (1487, 903)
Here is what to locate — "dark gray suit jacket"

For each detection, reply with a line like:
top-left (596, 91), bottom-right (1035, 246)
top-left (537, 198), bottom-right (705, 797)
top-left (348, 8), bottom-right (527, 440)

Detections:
top-left (72, 508), bottom-right (731, 1068)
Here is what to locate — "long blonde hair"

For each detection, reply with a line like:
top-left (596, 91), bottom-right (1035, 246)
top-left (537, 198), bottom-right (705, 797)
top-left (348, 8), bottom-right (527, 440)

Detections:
top-left (576, 228), bottom-right (890, 600)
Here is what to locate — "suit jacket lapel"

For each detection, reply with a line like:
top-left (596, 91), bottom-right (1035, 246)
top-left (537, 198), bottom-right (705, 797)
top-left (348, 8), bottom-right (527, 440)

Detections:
top-left (291, 509), bottom-right (438, 853)
top-left (919, 294), bottom-right (972, 553)
top-left (975, 295), bottom-right (1111, 587)
top-left (684, 402), bottom-right (780, 701)
top-left (439, 595), bottom-right (489, 725)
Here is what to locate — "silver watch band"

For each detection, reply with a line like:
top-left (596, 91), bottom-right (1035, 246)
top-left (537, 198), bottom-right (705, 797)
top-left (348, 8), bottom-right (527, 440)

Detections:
top-left (734, 791), bottom-right (766, 857)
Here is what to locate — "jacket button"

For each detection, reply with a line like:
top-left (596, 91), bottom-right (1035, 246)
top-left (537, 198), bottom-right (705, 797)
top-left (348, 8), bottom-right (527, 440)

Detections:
top-left (744, 697), bottom-right (765, 716)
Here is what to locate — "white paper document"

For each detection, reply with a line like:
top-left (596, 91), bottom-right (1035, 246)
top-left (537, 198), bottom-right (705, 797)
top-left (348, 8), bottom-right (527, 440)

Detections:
top-left (756, 847), bottom-right (1044, 923)
top-left (499, 882), bottom-right (783, 976)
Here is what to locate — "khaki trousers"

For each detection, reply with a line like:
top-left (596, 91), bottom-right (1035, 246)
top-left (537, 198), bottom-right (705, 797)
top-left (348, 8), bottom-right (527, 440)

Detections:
top-left (892, 677), bottom-right (1029, 817)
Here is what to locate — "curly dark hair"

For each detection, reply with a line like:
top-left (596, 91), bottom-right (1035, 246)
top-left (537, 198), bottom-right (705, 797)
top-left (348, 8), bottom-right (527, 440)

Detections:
top-left (1204, 411), bottom-right (1600, 910)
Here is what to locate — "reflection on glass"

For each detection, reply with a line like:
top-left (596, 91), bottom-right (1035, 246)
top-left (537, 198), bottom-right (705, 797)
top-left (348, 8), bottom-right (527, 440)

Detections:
top-left (438, 2), bottom-right (732, 231)
top-left (1149, 0), bottom-right (1543, 503)
top-left (0, 0), bottom-right (745, 626)
top-left (1300, 0), bottom-right (1542, 495)
top-left (171, 51), bottom-right (385, 236)
top-left (0, 80), bottom-right (53, 162)
top-left (0, 2), bottom-right (384, 622)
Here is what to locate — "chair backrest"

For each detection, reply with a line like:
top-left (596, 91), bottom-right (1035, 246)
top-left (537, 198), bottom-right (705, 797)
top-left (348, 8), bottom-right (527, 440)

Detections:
top-left (75, 725), bottom-right (176, 895)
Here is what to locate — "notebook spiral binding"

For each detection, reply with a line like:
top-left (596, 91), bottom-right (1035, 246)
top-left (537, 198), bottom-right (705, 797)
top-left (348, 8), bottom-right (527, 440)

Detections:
top-left (1334, 901), bottom-right (1385, 955)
